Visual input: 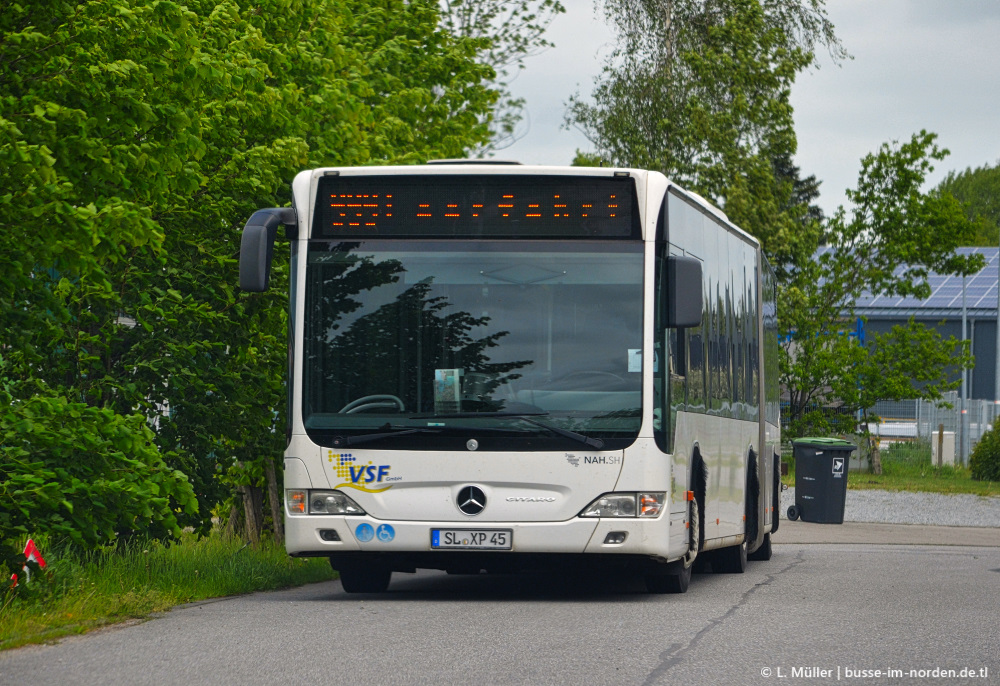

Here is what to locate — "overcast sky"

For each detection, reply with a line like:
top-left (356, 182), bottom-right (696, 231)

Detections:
top-left (502, 0), bottom-right (1000, 218)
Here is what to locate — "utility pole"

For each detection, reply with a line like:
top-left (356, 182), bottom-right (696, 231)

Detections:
top-left (994, 246), bottom-right (1000, 432)
top-left (961, 274), bottom-right (967, 466)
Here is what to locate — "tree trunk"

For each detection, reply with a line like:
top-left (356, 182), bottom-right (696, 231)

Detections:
top-left (265, 457), bottom-right (284, 545)
top-left (222, 502), bottom-right (244, 539)
top-left (241, 484), bottom-right (264, 546)
top-left (859, 410), bottom-right (882, 475)
top-left (663, 0), bottom-right (674, 68)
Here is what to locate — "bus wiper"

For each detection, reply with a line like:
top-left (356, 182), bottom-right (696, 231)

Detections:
top-left (409, 412), bottom-right (604, 449)
top-left (331, 426), bottom-right (440, 448)
top-left (331, 422), bottom-right (533, 448)
top-left (409, 411), bottom-right (547, 419)
top-left (511, 415), bottom-right (605, 450)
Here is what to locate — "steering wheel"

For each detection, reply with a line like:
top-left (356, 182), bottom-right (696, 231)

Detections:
top-left (339, 395), bottom-right (405, 414)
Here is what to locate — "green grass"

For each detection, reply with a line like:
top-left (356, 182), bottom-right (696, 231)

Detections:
top-left (843, 461), bottom-right (1000, 496)
top-left (0, 532), bottom-right (334, 651)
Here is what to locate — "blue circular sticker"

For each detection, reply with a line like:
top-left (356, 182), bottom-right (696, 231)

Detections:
top-left (354, 523), bottom-right (374, 542)
top-left (376, 524), bottom-right (395, 542)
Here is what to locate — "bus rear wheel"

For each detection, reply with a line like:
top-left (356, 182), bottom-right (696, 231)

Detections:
top-left (748, 532), bottom-right (772, 561)
top-left (717, 454), bottom-right (756, 573)
top-left (336, 562), bottom-right (391, 593)
top-left (715, 535), bottom-right (748, 573)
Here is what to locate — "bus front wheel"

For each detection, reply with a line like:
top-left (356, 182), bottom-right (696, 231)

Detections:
top-left (645, 563), bottom-right (691, 594)
top-left (336, 562), bottom-right (391, 594)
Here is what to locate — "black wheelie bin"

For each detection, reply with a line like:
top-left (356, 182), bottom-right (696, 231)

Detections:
top-left (787, 437), bottom-right (857, 524)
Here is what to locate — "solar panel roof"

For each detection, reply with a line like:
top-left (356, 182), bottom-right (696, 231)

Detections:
top-left (826, 247), bottom-right (1000, 314)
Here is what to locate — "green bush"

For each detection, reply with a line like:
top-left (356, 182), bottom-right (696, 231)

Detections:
top-left (970, 426), bottom-right (1000, 482)
top-left (0, 387), bottom-right (198, 576)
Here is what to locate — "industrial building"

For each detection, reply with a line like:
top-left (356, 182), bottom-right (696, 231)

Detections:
top-left (853, 246), bottom-right (1000, 401)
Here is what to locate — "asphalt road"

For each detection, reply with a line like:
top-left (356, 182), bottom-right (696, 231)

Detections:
top-left (2, 527), bottom-right (998, 685)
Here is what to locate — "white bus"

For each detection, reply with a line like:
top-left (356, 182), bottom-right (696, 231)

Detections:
top-left (239, 163), bottom-right (781, 594)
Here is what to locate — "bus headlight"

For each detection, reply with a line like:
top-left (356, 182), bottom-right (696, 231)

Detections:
top-left (307, 490), bottom-right (367, 515)
top-left (579, 492), bottom-right (665, 518)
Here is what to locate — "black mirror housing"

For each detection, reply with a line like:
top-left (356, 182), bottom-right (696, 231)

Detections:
top-left (239, 207), bottom-right (297, 292)
top-left (666, 255), bottom-right (703, 328)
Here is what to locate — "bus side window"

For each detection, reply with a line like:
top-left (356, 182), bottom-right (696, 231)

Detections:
top-left (687, 330), bottom-right (705, 410)
top-left (669, 327), bottom-right (686, 408)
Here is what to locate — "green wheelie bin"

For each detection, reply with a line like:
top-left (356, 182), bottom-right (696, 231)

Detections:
top-left (787, 437), bottom-right (856, 524)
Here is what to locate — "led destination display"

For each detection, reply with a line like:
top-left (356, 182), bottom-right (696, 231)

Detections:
top-left (312, 174), bottom-right (639, 239)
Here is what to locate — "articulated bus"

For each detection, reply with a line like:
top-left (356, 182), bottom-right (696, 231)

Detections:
top-left (239, 163), bottom-right (780, 594)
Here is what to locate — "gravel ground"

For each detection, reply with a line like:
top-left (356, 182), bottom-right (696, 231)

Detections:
top-left (780, 487), bottom-right (1000, 527)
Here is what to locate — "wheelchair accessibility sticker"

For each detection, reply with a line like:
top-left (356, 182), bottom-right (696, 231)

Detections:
top-left (354, 523), bottom-right (395, 543)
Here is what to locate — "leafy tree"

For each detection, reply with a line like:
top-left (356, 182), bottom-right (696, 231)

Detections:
top-left (348, 0), bottom-right (497, 162)
top-left (1, 0), bottom-right (498, 552)
top-left (830, 320), bottom-right (972, 473)
top-left (439, 0), bottom-right (566, 152)
top-left (1, 0), bottom-right (228, 548)
top-left (780, 132), bottom-right (982, 470)
top-left (567, 0), bottom-right (845, 266)
top-left (935, 161), bottom-right (1000, 246)
top-left (773, 149), bottom-right (824, 228)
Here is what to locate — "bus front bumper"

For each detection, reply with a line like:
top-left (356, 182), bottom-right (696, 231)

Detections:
top-left (285, 513), bottom-right (681, 563)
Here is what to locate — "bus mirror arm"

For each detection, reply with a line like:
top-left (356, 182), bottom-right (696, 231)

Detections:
top-left (239, 207), bottom-right (297, 292)
top-left (666, 255), bottom-right (703, 328)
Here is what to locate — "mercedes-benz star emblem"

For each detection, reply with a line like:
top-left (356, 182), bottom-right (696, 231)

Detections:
top-left (457, 486), bottom-right (487, 516)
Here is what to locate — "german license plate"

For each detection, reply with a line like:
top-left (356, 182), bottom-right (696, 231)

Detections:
top-left (431, 529), bottom-right (512, 550)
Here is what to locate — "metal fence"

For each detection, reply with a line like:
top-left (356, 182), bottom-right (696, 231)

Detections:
top-left (785, 393), bottom-right (1000, 466)
top-left (868, 393), bottom-right (1000, 466)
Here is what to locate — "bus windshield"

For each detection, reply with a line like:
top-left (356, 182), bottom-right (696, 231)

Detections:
top-left (302, 240), bottom-right (643, 451)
